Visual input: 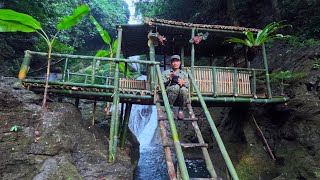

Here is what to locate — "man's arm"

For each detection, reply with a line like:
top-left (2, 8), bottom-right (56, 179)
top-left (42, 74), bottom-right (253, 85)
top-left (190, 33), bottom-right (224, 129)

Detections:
top-left (162, 70), bottom-right (171, 87)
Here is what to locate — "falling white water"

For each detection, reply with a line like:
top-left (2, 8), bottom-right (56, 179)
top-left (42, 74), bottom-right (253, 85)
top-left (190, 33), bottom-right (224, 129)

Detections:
top-left (128, 75), bottom-right (158, 149)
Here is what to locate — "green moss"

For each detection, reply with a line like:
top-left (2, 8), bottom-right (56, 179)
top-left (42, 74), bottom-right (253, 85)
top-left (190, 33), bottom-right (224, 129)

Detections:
top-left (237, 153), bottom-right (263, 180)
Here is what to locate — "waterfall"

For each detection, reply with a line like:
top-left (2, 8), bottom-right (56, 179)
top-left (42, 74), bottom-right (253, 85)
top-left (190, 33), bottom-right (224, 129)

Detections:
top-left (128, 75), bottom-right (158, 149)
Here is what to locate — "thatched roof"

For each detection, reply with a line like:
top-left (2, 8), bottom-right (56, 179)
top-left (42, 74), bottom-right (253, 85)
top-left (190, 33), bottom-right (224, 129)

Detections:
top-left (119, 18), bottom-right (261, 58)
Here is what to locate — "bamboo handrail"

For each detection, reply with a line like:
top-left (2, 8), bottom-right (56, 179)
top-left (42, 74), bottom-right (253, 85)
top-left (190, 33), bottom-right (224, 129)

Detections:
top-left (155, 64), bottom-right (189, 180)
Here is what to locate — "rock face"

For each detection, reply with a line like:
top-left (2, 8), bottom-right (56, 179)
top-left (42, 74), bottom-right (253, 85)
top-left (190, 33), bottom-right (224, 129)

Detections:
top-left (0, 77), bottom-right (135, 180)
top-left (210, 45), bottom-right (320, 180)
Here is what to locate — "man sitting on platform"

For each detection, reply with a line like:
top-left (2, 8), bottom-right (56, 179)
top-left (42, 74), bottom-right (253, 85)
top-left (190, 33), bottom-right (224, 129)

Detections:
top-left (162, 55), bottom-right (190, 119)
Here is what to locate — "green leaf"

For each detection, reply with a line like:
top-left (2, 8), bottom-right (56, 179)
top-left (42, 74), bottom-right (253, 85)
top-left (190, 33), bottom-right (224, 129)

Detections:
top-left (0, 9), bottom-right (41, 30)
top-left (0, 20), bottom-right (37, 32)
top-left (57, 4), bottom-right (90, 30)
top-left (10, 125), bottom-right (18, 132)
top-left (90, 15), bottom-right (111, 44)
top-left (119, 62), bottom-right (130, 76)
top-left (112, 39), bottom-right (118, 54)
top-left (95, 50), bottom-right (110, 57)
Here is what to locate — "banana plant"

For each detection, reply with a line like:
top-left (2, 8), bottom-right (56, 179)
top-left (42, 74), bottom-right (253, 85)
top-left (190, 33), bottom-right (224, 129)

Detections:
top-left (225, 21), bottom-right (291, 47)
top-left (269, 70), bottom-right (304, 94)
top-left (0, 5), bottom-right (90, 110)
top-left (90, 15), bottom-right (130, 76)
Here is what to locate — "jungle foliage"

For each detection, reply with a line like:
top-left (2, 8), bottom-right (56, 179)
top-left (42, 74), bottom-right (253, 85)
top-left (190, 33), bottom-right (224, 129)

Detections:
top-left (135, 0), bottom-right (320, 40)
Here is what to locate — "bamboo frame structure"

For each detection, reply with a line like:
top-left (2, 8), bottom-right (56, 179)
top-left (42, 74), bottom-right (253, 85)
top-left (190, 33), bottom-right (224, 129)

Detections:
top-left (120, 103), bottom-right (132, 149)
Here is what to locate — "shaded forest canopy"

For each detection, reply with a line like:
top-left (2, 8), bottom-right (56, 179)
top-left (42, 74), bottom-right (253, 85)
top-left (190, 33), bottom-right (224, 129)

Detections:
top-left (135, 0), bottom-right (320, 39)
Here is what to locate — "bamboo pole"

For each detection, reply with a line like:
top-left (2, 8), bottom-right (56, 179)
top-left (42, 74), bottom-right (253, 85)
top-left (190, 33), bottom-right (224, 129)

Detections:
top-left (155, 65), bottom-right (189, 180)
top-left (252, 69), bottom-right (257, 98)
top-left (233, 68), bottom-right (238, 96)
top-left (120, 103), bottom-right (132, 149)
top-left (149, 38), bottom-right (155, 91)
top-left (191, 28), bottom-right (195, 76)
top-left (262, 43), bottom-right (272, 99)
top-left (62, 58), bottom-right (68, 82)
top-left (18, 51), bottom-right (31, 80)
top-left (109, 27), bottom-right (123, 163)
top-left (181, 47), bottom-right (185, 68)
top-left (25, 50), bottom-right (160, 65)
top-left (92, 100), bottom-right (97, 125)
top-left (188, 70), bottom-right (239, 180)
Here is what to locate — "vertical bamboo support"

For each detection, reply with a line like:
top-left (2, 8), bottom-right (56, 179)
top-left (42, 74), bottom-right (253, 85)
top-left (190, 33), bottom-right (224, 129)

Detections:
top-left (181, 47), bottom-right (185, 68)
top-left (233, 68), bottom-right (238, 96)
top-left (156, 65), bottom-right (189, 180)
top-left (75, 97), bottom-right (80, 108)
top-left (92, 100), bottom-right (97, 125)
top-left (213, 67), bottom-right (217, 96)
top-left (149, 32), bottom-right (156, 91)
top-left (262, 43), bottom-right (272, 98)
top-left (109, 26), bottom-right (122, 163)
top-left (191, 28), bottom-right (195, 76)
top-left (188, 70), bottom-right (239, 180)
top-left (120, 103), bottom-right (132, 149)
top-left (18, 51), bottom-right (31, 80)
top-left (62, 58), bottom-right (68, 82)
top-left (91, 58), bottom-right (96, 85)
top-left (253, 69), bottom-right (257, 98)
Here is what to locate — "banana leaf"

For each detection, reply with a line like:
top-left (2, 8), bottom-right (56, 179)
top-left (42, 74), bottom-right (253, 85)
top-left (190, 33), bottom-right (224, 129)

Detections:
top-left (90, 15), bottom-right (111, 45)
top-left (57, 4), bottom-right (90, 30)
top-left (0, 9), bottom-right (41, 30)
top-left (95, 50), bottom-right (110, 57)
top-left (119, 62), bottom-right (130, 76)
top-left (112, 39), bottom-right (118, 54)
top-left (0, 19), bottom-right (37, 32)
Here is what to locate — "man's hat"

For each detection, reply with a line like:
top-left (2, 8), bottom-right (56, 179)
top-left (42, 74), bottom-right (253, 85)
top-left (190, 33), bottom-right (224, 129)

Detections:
top-left (170, 55), bottom-right (181, 61)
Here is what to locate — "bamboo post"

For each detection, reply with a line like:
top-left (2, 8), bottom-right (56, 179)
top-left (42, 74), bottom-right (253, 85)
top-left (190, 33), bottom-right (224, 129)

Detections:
top-left (213, 67), bottom-right (217, 96)
top-left (120, 103), bottom-right (132, 149)
top-left (91, 58), bottom-right (96, 85)
top-left (92, 100), bottom-right (97, 125)
top-left (156, 65), bottom-right (189, 180)
top-left (188, 70), bottom-right (239, 180)
top-left (233, 68), bottom-right (238, 96)
top-left (149, 36), bottom-right (156, 91)
top-left (181, 47), bottom-right (185, 68)
top-left (191, 28), bottom-right (195, 76)
top-left (109, 26), bottom-right (122, 163)
top-left (262, 43), bottom-right (272, 99)
top-left (75, 97), bottom-right (79, 108)
top-left (251, 115), bottom-right (276, 160)
top-left (62, 58), bottom-right (68, 82)
top-left (18, 51), bottom-right (32, 80)
top-left (252, 69), bottom-right (257, 98)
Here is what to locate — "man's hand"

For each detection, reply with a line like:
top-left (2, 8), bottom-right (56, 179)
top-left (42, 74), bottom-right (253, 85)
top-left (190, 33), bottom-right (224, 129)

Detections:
top-left (178, 78), bottom-right (184, 86)
top-left (169, 73), bottom-right (174, 81)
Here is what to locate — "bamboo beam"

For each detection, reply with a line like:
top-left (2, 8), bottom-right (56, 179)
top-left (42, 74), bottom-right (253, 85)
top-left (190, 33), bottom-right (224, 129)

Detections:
top-left (120, 103), bottom-right (132, 149)
top-left (191, 96), bottom-right (289, 103)
top-left (22, 79), bottom-right (115, 89)
top-left (233, 68), bottom-right (238, 96)
top-left (25, 50), bottom-right (160, 65)
top-left (188, 70), bottom-right (239, 180)
top-left (262, 43), bottom-right (272, 99)
top-left (156, 65), bottom-right (189, 180)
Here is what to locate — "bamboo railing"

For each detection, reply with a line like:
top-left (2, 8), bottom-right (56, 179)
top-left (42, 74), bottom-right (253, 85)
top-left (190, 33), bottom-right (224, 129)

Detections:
top-left (192, 66), bottom-right (267, 98)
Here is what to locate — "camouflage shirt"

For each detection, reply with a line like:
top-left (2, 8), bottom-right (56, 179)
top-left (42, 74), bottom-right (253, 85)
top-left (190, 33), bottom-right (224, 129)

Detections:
top-left (162, 68), bottom-right (189, 88)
